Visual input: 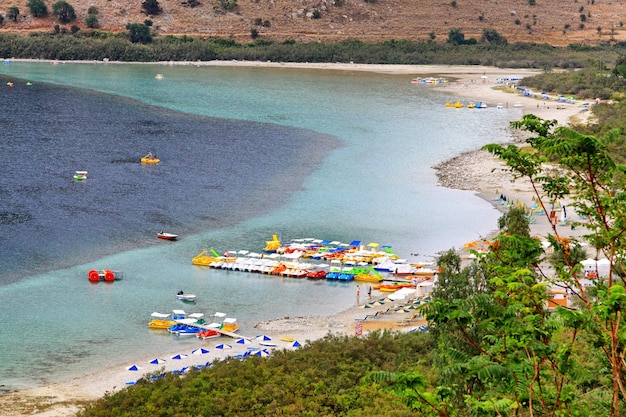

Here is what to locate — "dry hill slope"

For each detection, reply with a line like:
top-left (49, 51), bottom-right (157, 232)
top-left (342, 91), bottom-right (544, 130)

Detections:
top-left (0, 0), bottom-right (625, 45)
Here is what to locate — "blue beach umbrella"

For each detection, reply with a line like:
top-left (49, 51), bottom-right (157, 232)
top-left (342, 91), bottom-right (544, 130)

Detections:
top-left (236, 338), bottom-right (252, 345)
top-left (256, 334), bottom-right (272, 341)
top-left (192, 348), bottom-right (210, 355)
top-left (149, 358), bottom-right (166, 365)
top-left (215, 343), bottom-right (232, 350)
top-left (292, 341), bottom-right (302, 348)
top-left (171, 353), bottom-right (188, 360)
top-left (255, 349), bottom-right (271, 357)
top-left (126, 364), bottom-right (141, 371)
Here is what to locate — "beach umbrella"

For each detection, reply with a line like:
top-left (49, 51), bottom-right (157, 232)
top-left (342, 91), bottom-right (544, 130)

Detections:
top-left (255, 349), bottom-right (271, 357)
top-left (215, 343), bottom-right (232, 349)
top-left (292, 341), bottom-right (302, 348)
top-left (171, 353), bottom-right (188, 360)
top-left (236, 338), bottom-right (252, 345)
top-left (191, 348), bottom-right (210, 355)
top-left (149, 358), bottom-right (166, 365)
top-left (256, 334), bottom-right (272, 341)
top-left (126, 364), bottom-right (141, 371)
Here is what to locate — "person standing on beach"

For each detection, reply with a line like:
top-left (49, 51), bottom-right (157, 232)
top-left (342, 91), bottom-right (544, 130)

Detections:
top-left (356, 285), bottom-right (361, 304)
top-left (367, 285), bottom-right (372, 300)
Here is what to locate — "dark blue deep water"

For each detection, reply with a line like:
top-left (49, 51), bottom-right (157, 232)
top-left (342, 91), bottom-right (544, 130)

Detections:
top-left (0, 78), bottom-right (336, 283)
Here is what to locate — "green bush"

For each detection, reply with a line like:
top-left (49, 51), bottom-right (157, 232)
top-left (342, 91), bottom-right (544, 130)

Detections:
top-left (52, 1), bottom-right (76, 24)
top-left (26, 0), bottom-right (48, 17)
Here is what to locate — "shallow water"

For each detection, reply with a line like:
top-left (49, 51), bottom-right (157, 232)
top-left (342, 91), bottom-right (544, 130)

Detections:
top-left (0, 62), bottom-right (518, 390)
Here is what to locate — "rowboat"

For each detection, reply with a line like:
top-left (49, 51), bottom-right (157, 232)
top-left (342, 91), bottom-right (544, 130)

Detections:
top-left (157, 232), bottom-right (178, 240)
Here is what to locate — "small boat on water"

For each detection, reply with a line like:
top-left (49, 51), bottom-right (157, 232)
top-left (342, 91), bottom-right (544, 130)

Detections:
top-left (176, 291), bottom-right (196, 302)
top-left (141, 152), bottom-right (160, 164)
top-left (155, 73), bottom-right (164, 80)
top-left (445, 100), bottom-right (463, 108)
top-left (88, 269), bottom-right (123, 282)
top-left (157, 231), bottom-right (178, 240)
top-left (148, 312), bottom-right (176, 330)
top-left (73, 171), bottom-right (88, 180)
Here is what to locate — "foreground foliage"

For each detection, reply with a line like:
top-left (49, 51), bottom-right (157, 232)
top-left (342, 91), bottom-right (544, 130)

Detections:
top-left (396, 116), bottom-right (626, 416)
top-left (77, 332), bottom-right (434, 416)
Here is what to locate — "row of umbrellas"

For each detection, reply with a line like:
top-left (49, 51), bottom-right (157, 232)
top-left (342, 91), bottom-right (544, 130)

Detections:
top-left (126, 335), bottom-right (302, 371)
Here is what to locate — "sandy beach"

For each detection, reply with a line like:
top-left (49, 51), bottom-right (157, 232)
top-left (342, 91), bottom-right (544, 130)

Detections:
top-left (0, 62), bottom-right (592, 416)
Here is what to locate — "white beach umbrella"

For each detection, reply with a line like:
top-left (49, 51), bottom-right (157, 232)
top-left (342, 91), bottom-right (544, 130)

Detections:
top-left (236, 338), bottom-right (253, 345)
top-left (256, 334), bottom-right (272, 341)
top-left (149, 358), bottom-right (166, 365)
top-left (215, 343), bottom-right (232, 349)
top-left (191, 348), bottom-right (210, 355)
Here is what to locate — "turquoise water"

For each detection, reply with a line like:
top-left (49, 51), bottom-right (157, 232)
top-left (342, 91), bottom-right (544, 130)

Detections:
top-left (0, 62), bottom-right (517, 390)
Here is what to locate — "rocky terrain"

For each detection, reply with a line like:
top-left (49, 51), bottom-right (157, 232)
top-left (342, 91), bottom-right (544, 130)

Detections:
top-left (0, 0), bottom-right (625, 45)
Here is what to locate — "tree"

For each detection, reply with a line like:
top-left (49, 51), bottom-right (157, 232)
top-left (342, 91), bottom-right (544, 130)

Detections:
top-left (141, 0), bottom-right (162, 15)
top-left (126, 23), bottom-right (152, 44)
top-left (7, 6), bottom-right (19, 22)
top-left (52, 1), bottom-right (76, 24)
top-left (389, 115), bottom-right (626, 417)
top-left (446, 28), bottom-right (465, 45)
top-left (85, 14), bottom-right (99, 28)
top-left (483, 114), bottom-right (626, 415)
top-left (26, 0), bottom-right (48, 17)
top-left (481, 28), bottom-right (508, 45)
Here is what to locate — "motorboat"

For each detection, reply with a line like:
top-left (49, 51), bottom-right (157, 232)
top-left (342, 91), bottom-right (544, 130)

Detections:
top-left (176, 291), bottom-right (196, 302)
top-left (141, 152), bottom-right (160, 164)
top-left (155, 73), bottom-right (164, 79)
top-left (157, 231), bottom-right (178, 240)
top-left (73, 171), bottom-right (87, 180)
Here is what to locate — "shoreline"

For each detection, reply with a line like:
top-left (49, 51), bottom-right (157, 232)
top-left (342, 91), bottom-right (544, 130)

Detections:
top-left (0, 62), bottom-right (591, 416)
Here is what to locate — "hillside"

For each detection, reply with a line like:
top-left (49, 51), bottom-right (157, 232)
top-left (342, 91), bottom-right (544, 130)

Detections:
top-left (0, 0), bottom-right (625, 46)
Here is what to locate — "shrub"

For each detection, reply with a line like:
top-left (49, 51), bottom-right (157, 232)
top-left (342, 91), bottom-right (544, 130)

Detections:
top-left (52, 1), bottom-right (76, 24)
top-left (126, 23), bottom-right (152, 43)
top-left (141, 0), bottom-right (162, 15)
top-left (7, 7), bottom-right (19, 22)
top-left (85, 14), bottom-right (99, 28)
top-left (26, 0), bottom-right (48, 17)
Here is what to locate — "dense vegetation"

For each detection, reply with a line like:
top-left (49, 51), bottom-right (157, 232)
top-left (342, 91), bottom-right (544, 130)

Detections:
top-left (1, 30), bottom-right (626, 69)
top-left (77, 332), bottom-right (434, 416)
